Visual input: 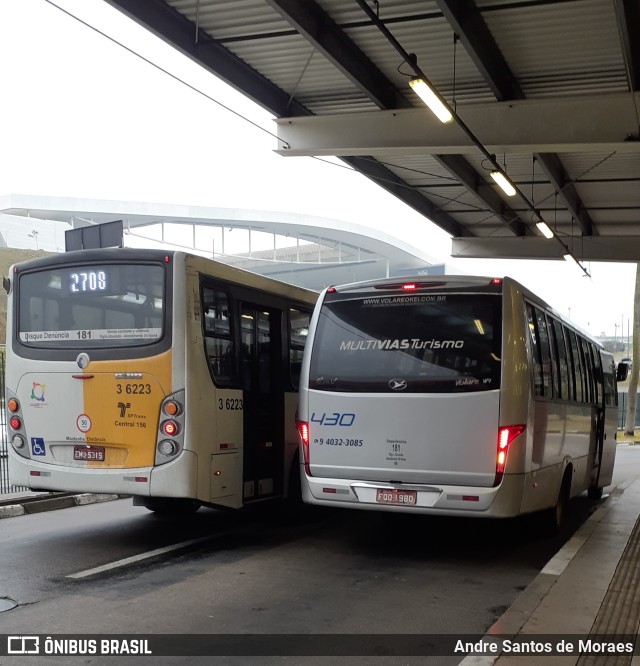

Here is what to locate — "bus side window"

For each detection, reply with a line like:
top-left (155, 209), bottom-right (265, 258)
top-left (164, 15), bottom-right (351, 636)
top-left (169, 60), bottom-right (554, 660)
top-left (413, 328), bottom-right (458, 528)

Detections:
top-left (546, 314), bottom-right (561, 399)
top-left (526, 304), bottom-right (544, 397)
top-left (202, 286), bottom-right (236, 387)
top-left (533, 307), bottom-right (553, 398)
top-left (550, 318), bottom-right (569, 400)
top-left (578, 337), bottom-right (594, 403)
top-left (567, 329), bottom-right (585, 403)
top-left (289, 309), bottom-right (310, 389)
top-left (590, 343), bottom-right (602, 404)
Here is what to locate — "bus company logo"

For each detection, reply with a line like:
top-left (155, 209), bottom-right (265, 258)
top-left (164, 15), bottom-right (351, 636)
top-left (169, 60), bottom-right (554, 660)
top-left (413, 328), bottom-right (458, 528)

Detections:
top-left (389, 379), bottom-right (408, 391)
top-left (8, 636), bottom-right (40, 655)
top-left (31, 382), bottom-right (46, 402)
top-left (117, 402), bottom-right (131, 418)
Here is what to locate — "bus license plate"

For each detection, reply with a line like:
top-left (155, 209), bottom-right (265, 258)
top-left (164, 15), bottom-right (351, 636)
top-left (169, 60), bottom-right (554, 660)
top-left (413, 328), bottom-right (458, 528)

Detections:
top-left (376, 489), bottom-right (417, 505)
top-left (73, 446), bottom-right (105, 462)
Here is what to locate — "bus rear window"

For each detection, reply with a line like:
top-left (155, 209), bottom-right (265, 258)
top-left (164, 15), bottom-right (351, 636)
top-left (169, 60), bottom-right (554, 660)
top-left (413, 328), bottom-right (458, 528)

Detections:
top-left (17, 263), bottom-right (166, 348)
top-left (309, 293), bottom-right (502, 393)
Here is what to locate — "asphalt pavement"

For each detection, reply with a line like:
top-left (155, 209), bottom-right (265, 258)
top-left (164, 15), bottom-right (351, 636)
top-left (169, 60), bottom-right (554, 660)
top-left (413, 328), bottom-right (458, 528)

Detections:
top-left (1, 477), bottom-right (639, 665)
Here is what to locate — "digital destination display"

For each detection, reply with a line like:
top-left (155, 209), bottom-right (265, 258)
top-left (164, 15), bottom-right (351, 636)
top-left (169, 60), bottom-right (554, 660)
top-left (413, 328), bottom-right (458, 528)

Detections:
top-left (69, 270), bottom-right (108, 293)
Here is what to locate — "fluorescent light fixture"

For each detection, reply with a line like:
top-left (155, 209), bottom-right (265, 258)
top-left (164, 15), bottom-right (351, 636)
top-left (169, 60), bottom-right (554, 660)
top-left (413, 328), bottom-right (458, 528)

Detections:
top-left (536, 221), bottom-right (554, 239)
top-left (563, 253), bottom-right (578, 265)
top-left (474, 319), bottom-right (485, 335)
top-left (490, 170), bottom-right (517, 197)
top-left (409, 78), bottom-right (453, 123)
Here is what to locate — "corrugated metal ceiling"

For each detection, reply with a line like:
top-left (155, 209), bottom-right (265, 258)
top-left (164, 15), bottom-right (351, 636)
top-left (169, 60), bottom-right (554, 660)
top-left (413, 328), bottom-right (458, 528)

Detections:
top-left (105, 0), bottom-right (640, 262)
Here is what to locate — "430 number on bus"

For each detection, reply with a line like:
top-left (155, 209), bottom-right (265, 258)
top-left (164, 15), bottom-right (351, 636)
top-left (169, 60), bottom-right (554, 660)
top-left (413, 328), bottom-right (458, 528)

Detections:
top-left (310, 412), bottom-right (355, 426)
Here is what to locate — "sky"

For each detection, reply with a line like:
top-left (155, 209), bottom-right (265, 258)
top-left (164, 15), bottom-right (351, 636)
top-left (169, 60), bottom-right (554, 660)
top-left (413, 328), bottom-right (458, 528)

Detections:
top-left (0, 0), bottom-right (637, 340)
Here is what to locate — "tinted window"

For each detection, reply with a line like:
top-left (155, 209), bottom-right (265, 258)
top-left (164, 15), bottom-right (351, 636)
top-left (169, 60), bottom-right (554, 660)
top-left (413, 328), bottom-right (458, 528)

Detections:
top-left (567, 330), bottom-right (585, 403)
top-left (289, 309), bottom-right (310, 389)
top-left (550, 318), bottom-right (569, 400)
top-left (309, 294), bottom-right (502, 393)
top-left (202, 287), bottom-right (236, 387)
top-left (533, 307), bottom-right (553, 397)
top-left (526, 304), bottom-right (544, 397)
top-left (18, 263), bottom-right (165, 349)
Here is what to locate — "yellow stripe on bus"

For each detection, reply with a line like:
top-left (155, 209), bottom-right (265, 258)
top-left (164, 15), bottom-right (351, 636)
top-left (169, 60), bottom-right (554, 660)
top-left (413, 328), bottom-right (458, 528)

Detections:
top-left (81, 350), bottom-right (172, 469)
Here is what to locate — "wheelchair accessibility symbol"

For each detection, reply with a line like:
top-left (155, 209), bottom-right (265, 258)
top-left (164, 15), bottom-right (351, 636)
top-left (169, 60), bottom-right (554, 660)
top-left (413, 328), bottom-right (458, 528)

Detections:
top-left (31, 438), bottom-right (46, 456)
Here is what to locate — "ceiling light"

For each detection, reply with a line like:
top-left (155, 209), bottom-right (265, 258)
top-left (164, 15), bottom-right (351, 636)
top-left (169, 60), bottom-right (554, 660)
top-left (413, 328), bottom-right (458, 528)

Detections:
top-left (490, 170), bottom-right (517, 197)
top-left (409, 78), bottom-right (453, 123)
top-left (563, 253), bottom-right (578, 265)
top-left (536, 221), bottom-right (554, 239)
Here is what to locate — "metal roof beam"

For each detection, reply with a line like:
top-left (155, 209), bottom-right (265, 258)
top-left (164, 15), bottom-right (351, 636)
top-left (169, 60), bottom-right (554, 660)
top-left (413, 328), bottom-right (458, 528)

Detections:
top-left (264, 0), bottom-right (409, 110)
top-left (434, 155), bottom-right (528, 236)
top-left (275, 93), bottom-right (640, 155)
top-left (103, 0), bottom-right (309, 117)
top-left (434, 0), bottom-right (523, 100)
top-left (434, 0), bottom-right (597, 236)
top-left (452, 236), bottom-right (640, 262)
top-left (534, 153), bottom-right (594, 237)
top-left (614, 0), bottom-right (640, 90)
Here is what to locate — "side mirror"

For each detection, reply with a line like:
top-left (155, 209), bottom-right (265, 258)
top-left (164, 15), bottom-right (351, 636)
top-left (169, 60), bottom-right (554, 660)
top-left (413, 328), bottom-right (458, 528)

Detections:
top-left (617, 362), bottom-right (630, 382)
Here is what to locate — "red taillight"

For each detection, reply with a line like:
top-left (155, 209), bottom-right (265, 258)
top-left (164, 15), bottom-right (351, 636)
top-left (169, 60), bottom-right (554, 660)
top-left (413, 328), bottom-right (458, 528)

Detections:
top-left (490, 278), bottom-right (502, 286)
top-left (495, 425), bottom-right (525, 485)
top-left (297, 420), bottom-right (311, 476)
top-left (402, 283), bottom-right (417, 291)
top-left (161, 420), bottom-right (179, 437)
top-left (9, 415), bottom-right (22, 430)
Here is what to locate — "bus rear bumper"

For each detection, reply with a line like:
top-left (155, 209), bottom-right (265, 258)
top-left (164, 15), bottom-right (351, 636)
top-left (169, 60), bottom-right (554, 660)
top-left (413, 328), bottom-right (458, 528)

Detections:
top-left (8, 450), bottom-right (197, 499)
top-left (301, 471), bottom-right (525, 518)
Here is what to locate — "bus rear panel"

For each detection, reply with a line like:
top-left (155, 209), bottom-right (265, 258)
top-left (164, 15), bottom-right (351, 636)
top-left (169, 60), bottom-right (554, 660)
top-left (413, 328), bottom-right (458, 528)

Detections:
top-left (6, 251), bottom-right (185, 498)
top-left (298, 277), bottom-right (525, 516)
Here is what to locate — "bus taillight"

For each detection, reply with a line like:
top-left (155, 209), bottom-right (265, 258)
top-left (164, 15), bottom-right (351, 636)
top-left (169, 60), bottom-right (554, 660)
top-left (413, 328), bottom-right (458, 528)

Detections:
top-left (163, 400), bottom-right (181, 416)
top-left (495, 425), bottom-right (525, 485)
top-left (297, 420), bottom-right (311, 476)
top-left (7, 398), bottom-right (19, 413)
top-left (161, 420), bottom-right (179, 437)
top-left (9, 415), bottom-right (22, 431)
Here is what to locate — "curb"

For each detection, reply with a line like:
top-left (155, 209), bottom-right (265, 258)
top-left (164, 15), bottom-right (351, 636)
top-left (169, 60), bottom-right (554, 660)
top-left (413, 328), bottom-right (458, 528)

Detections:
top-left (0, 493), bottom-right (124, 519)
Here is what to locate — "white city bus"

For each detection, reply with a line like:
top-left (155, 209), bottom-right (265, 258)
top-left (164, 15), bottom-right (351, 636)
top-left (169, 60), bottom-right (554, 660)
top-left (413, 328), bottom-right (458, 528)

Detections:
top-left (297, 275), bottom-right (622, 528)
top-left (5, 249), bottom-right (316, 512)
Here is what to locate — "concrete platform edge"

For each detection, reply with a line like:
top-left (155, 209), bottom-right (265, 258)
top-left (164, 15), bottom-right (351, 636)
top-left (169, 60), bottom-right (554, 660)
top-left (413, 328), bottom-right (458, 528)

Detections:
top-left (0, 493), bottom-right (124, 519)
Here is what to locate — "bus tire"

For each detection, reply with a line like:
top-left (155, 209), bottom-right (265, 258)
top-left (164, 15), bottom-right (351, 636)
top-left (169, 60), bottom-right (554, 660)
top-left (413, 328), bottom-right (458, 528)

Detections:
top-left (283, 455), bottom-right (308, 519)
top-left (588, 486), bottom-right (603, 500)
top-left (139, 497), bottom-right (200, 514)
top-left (541, 469), bottom-right (571, 537)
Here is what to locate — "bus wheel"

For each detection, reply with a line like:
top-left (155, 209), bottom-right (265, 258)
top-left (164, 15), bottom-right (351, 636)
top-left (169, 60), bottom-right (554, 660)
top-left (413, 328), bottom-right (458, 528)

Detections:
top-left (541, 470), bottom-right (571, 537)
top-left (588, 486), bottom-right (603, 500)
top-left (139, 497), bottom-right (200, 514)
top-left (283, 455), bottom-right (307, 519)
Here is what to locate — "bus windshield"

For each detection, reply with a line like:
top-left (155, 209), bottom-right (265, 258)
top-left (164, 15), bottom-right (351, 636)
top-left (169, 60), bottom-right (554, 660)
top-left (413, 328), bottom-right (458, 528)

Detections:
top-left (17, 262), bottom-right (166, 349)
top-left (309, 293), bottom-right (502, 393)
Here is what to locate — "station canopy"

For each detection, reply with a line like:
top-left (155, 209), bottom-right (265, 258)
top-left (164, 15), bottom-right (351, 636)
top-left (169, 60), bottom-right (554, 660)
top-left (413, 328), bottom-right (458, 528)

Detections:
top-left (103, 0), bottom-right (640, 265)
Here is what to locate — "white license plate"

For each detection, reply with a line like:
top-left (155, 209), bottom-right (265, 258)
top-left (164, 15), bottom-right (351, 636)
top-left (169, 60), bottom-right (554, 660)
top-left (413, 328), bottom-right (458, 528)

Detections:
top-left (375, 489), bottom-right (417, 505)
top-left (73, 446), bottom-right (105, 462)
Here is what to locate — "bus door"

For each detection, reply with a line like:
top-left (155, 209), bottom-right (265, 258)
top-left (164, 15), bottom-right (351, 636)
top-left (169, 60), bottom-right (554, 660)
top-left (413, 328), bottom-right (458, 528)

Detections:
top-left (239, 304), bottom-right (282, 500)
